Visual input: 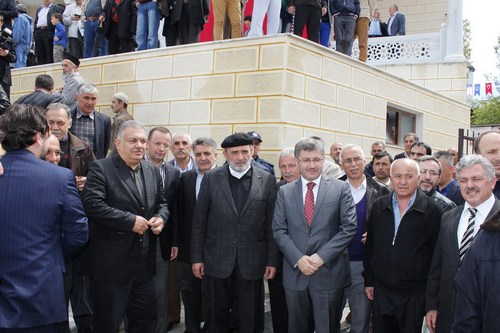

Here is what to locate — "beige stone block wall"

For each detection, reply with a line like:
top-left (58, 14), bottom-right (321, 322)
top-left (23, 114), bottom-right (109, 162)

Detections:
top-left (376, 0), bottom-right (448, 35)
top-left (11, 34), bottom-right (469, 178)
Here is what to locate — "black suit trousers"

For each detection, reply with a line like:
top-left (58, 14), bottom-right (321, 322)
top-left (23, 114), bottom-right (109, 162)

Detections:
top-left (293, 5), bottom-right (321, 43)
top-left (91, 260), bottom-right (154, 333)
top-left (34, 28), bottom-right (52, 65)
top-left (205, 265), bottom-right (264, 333)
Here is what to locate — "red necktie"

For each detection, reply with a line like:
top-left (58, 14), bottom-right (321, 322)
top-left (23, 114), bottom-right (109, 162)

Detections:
top-left (112, 0), bottom-right (121, 22)
top-left (304, 182), bottom-right (315, 226)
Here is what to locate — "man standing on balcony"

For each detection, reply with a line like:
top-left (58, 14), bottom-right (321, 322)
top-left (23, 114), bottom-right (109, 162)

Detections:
top-left (136, 0), bottom-right (161, 50)
top-left (82, 0), bottom-right (107, 57)
top-left (355, 0), bottom-right (374, 62)
top-left (387, 4), bottom-right (405, 36)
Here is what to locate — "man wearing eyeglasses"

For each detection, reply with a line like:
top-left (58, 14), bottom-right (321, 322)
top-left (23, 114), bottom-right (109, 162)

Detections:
top-left (338, 144), bottom-right (389, 333)
top-left (273, 137), bottom-right (357, 333)
top-left (364, 158), bottom-right (442, 333)
top-left (417, 155), bottom-right (456, 213)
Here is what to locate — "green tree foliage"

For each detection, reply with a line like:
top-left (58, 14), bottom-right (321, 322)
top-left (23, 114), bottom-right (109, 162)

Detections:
top-left (472, 96), bottom-right (500, 125)
top-left (463, 19), bottom-right (472, 60)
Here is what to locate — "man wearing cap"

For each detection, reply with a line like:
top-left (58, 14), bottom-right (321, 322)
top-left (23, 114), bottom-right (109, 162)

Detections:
top-left (109, 92), bottom-right (133, 155)
top-left (57, 54), bottom-right (86, 110)
top-left (191, 132), bottom-right (279, 332)
top-left (248, 131), bottom-right (275, 177)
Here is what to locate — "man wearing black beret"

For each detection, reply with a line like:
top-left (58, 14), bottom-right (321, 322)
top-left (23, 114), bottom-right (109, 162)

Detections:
top-left (191, 132), bottom-right (279, 332)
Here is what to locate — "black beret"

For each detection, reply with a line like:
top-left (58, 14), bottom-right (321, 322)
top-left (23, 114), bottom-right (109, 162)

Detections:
top-left (247, 131), bottom-right (262, 142)
top-left (221, 132), bottom-right (254, 148)
top-left (63, 53), bottom-right (80, 67)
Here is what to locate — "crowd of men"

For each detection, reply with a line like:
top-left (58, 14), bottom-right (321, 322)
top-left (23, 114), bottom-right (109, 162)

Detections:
top-left (2, 0), bottom-right (406, 73)
top-left (1, 72), bottom-right (500, 333)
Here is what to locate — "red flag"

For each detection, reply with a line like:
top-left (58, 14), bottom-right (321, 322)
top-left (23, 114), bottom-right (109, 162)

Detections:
top-left (485, 82), bottom-right (493, 95)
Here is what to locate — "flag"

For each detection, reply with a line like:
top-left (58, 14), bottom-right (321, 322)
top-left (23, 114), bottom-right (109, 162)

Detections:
top-left (485, 82), bottom-right (493, 95)
top-left (474, 84), bottom-right (480, 96)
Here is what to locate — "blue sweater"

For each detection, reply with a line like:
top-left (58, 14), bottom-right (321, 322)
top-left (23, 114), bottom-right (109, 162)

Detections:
top-left (53, 22), bottom-right (67, 48)
top-left (348, 193), bottom-right (367, 261)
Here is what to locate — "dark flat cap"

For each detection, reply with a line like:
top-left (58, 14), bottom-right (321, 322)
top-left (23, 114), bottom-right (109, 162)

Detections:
top-left (221, 132), bottom-right (254, 148)
top-left (247, 131), bottom-right (262, 142)
top-left (63, 53), bottom-right (80, 67)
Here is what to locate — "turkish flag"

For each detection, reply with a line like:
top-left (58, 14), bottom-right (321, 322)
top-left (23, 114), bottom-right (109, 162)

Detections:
top-left (485, 82), bottom-right (493, 95)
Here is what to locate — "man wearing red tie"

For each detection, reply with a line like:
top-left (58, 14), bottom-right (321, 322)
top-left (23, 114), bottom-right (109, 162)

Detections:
top-left (273, 137), bottom-right (357, 333)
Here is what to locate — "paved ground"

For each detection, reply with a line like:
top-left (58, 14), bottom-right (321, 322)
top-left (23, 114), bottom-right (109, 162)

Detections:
top-left (69, 295), bottom-right (352, 332)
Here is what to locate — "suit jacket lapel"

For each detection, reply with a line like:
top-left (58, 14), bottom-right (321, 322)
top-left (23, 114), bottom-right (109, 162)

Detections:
top-left (293, 179), bottom-right (307, 226)
top-left (219, 166), bottom-right (238, 215)
top-left (450, 207), bottom-right (464, 264)
top-left (141, 161), bottom-right (154, 214)
top-left (240, 168), bottom-right (262, 216)
top-left (311, 176), bottom-right (330, 226)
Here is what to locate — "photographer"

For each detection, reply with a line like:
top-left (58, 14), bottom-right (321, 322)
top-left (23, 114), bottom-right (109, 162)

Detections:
top-left (0, 15), bottom-right (16, 99)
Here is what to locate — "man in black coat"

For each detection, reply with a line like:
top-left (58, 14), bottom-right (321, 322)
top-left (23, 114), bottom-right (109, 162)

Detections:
top-left (364, 158), bottom-right (442, 333)
top-left (191, 132), bottom-right (279, 333)
top-left (83, 120), bottom-right (169, 333)
top-left (99, 0), bottom-right (137, 54)
top-left (163, 0), bottom-right (210, 46)
top-left (33, 0), bottom-right (63, 64)
top-left (15, 74), bottom-right (63, 108)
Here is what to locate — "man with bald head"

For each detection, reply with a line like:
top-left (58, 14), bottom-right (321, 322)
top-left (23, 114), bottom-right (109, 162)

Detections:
top-left (474, 130), bottom-right (500, 199)
top-left (364, 158), bottom-right (442, 333)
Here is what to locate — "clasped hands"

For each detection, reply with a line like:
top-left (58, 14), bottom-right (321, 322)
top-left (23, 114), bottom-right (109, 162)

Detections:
top-left (132, 215), bottom-right (164, 235)
top-left (297, 253), bottom-right (324, 276)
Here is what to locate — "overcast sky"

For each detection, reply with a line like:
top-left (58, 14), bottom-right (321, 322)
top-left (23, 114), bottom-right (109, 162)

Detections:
top-left (463, 1), bottom-right (500, 82)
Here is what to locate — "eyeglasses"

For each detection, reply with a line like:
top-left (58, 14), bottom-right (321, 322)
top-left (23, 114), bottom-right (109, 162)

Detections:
top-left (297, 157), bottom-right (324, 164)
top-left (342, 156), bottom-right (363, 165)
top-left (419, 169), bottom-right (440, 177)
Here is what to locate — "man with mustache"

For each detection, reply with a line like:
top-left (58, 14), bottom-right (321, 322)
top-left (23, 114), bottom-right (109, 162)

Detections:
top-left (372, 151), bottom-right (392, 189)
top-left (191, 132), bottom-right (278, 332)
top-left (474, 130), bottom-right (500, 199)
top-left (417, 155), bottom-right (456, 213)
top-left (426, 155), bottom-right (499, 333)
top-left (83, 120), bottom-right (169, 332)
top-left (364, 158), bottom-right (442, 333)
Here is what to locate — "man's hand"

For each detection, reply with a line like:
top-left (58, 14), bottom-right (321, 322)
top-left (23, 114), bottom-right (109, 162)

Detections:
top-left (98, 15), bottom-right (105, 22)
top-left (54, 36), bottom-right (59, 42)
top-left (148, 216), bottom-right (164, 235)
top-left (264, 266), bottom-right (276, 280)
top-left (297, 255), bottom-right (319, 276)
top-left (365, 287), bottom-right (374, 301)
top-left (75, 176), bottom-right (86, 192)
top-left (309, 253), bottom-right (324, 268)
top-left (287, 5), bottom-right (295, 15)
top-left (0, 162), bottom-right (3, 175)
top-left (425, 310), bottom-right (437, 333)
top-left (192, 263), bottom-right (204, 279)
top-left (321, 7), bottom-right (327, 16)
top-left (170, 246), bottom-right (178, 260)
top-left (132, 216), bottom-right (149, 234)
top-left (361, 231), bottom-right (367, 244)
top-left (0, 48), bottom-right (9, 57)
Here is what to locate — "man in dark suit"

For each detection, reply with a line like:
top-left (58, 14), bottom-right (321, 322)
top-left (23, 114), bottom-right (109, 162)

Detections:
top-left (0, 104), bottom-right (88, 332)
top-left (364, 158), bottom-right (442, 333)
top-left (425, 154), bottom-right (500, 333)
top-left (34, 0), bottom-right (63, 64)
top-left (434, 151), bottom-right (465, 206)
top-left (191, 132), bottom-right (279, 333)
top-left (474, 130), bottom-right (500, 199)
top-left (387, 3), bottom-right (405, 36)
top-left (339, 144), bottom-right (389, 333)
top-left (82, 120), bottom-right (169, 333)
top-left (273, 137), bottom-right (357, 333)
top-left (99, 0), bottom-right (137, 54)
top-left (144, 126), bottom-right (181, 333)
top-left (15, 74), bottom-right (63, 108)
top-left (394, 132), bottom-right (418, 160)
top-left (70, 83), bottom-right (111, 160)
top-left (178, 137), bottom-right (218, 333)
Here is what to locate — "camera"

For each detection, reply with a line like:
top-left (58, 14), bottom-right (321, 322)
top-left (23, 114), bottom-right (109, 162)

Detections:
top-left (0, 28), bottom-right (12, 50)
